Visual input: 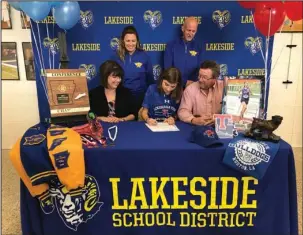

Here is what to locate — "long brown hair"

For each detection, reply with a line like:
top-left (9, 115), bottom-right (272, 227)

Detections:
top-left (117, 26), bottom-right (143, 61)
top-left (157, 67), bottom-right (183, 102)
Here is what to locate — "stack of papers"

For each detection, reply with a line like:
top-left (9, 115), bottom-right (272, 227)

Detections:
top-left (145, 123), bottom-right (180, 132)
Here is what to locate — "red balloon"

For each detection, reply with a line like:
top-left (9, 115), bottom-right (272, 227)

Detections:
top-left (238, 1), bottom-right (257, 9)
top-left (284, 1), bottom-right (303, 21)
top-left (254, 2), bottom-right (286, 36)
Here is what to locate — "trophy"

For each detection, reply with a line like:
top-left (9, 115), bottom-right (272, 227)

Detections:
top-left (244, 115), bottom-right (283, 143)
top-left (46, 69), bottom-right (90, 123)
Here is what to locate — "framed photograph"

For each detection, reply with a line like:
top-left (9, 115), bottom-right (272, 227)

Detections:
top-left (1, 42), bottom-right (19, 80)
top-left (21, 11), bottom-right (31, 29)
top-left (22, 42), bottom-right (36, 80)
top-left (222, 77), bottom-right (263, 132)
top-left (280, 17), bottom-right (303, 32)
top-left (1, 1), bottom-right (12, 29)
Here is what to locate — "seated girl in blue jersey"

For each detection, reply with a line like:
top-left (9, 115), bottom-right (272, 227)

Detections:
top-left (111, 26), bottom-right (154, 119)
top-left (89, 60), bottom-right (135, 123)
top-left (141, 67), bottom-right (183, 126)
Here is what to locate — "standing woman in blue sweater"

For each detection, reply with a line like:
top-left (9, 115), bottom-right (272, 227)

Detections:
top-left (112, 26), bottom-right (154, 118)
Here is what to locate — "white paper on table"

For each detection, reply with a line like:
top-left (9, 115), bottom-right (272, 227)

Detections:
top-left (145, 122), bottom-right (180, 132)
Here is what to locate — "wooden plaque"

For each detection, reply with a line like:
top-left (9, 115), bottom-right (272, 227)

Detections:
top-left (46, 69), bottom-right (90, 118)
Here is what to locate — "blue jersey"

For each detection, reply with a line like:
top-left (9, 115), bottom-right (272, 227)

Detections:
top-left (142, 84), bottom-right (178, 121)
top-left (241, 87), bottom-right (250, 99)
top-left (164, 38), bottom-right (202, 86)
top-left (112, 50), bottom-right (154, 95)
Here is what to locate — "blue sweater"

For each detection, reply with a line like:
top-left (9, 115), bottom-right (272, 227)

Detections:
top-left (164, 38), bottom-right (202, 86)
top-left (112, 50), bottom-right (154, 95)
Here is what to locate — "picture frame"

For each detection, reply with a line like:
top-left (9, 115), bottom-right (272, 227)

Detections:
top-left (21, 11), bottom-right (31, 29)
top-left (22, 42), bottom-right (36, 81)
top-left (1, 42), bottom-right (20, 80)
top-left (1, 1), bottom-right (12, 29)
top-left (279, 17), bottom-right (303, 32)
top-left (222, 77), bottom-right (264, 132)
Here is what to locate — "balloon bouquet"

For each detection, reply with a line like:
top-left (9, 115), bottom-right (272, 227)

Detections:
top-left (238, 1), bottom-right (303, 118)
top-left (9, 1), bottom-right (80, 30)
top-left (8, 1), bottom-right (82, 103)
top-left (238, 1), bottom-right (302, 36)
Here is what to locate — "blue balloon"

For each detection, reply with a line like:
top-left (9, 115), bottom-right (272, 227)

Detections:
top-left (19, 1), bottom-right (51, 21)
top-left (49, 1), bottom-right (64, 8)
top-left (53, 2), bottom-right (80, 30)
top-left (9, 2), bottom-right (22, 11)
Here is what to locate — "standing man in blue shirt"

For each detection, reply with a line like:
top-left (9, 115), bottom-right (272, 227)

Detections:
top-left (164, 17), bottom-right (202, 88)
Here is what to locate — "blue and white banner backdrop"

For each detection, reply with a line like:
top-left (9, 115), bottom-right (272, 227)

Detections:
top-left (31, 1), bottom-right (274, 122)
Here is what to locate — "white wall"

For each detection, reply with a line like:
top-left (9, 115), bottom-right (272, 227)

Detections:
top-left (2, 8), bottom-right (40, 149)
top-left (1, 7), bottom-right (302, 148)
top-left (267, 33), bottom-right (302, 147)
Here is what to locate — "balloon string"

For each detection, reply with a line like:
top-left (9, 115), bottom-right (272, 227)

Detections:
top-left (37, 22), bottom-right (47, 75)
top-left (46, 22), bottom-right (52, 69)
top-left (29, 20), bottom-right (49, 102)
top-left (36, 21), bottom-right (49, 97)
top-left (52, 7), bottom-right (55, 69)
top-left (250, 10), bottom-right (266, 63)
top-left (262, 8), bottom-right (272, 119)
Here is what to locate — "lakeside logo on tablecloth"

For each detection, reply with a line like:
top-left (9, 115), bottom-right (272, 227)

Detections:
top-left (109, 176), bottom-right (258, 228)
top-left (39, 175), bottom-right (103, 231)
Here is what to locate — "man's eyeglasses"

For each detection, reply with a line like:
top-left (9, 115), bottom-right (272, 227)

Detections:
top-left (199, 75), bottom-right (214, 81)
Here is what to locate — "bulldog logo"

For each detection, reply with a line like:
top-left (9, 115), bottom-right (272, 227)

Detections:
top-left (79, 64), bottom-right (96, 80)
top-left (245, 37), bottom-right (263, 55)
top-left (80, 10), bottom-right (94, 29)
top-left (43, 37), bottom-right (59, 55)
top-left (212, 10), bottom-right (231, 29)
top-left (110, 37), bottom-right (120, 51)
top-left (143, 10), bottom-right (163, 30)
top-left (153, 64), bottom-right (162, 80)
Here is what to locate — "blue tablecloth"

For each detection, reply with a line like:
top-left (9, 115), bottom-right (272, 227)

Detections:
top-left (21, 122), bottom-right (298, 235)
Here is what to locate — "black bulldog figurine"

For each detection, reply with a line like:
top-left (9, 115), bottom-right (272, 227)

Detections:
top-left (244, 115), bottom-right (283, 143)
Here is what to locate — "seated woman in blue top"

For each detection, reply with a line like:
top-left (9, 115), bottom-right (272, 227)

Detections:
top-left (141, 67), bottom-right (183, 126)
top-left (89, 60), bottom-right (135, 123)
top-left (112, 25), bottom-right (154, 118)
